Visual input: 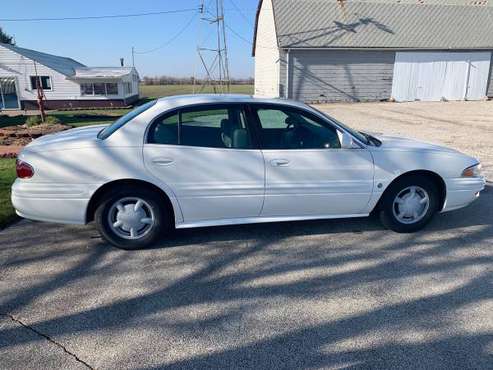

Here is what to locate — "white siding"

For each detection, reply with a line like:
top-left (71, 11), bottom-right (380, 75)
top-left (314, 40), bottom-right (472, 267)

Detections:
top-left (254, 0), bottom-right (280, 97)
top-left (0, 45), bottom-right (81, 101)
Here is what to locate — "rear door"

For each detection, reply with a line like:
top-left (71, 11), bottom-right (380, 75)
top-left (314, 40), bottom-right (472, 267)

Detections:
top-left (248, 104), bottom-right (374, 217)
top-left (143, 104), bottom-right (265, 223)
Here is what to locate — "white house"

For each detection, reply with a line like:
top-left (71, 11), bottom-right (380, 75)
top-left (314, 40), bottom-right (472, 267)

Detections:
top-left (0, 43), bottom-right (140, 110)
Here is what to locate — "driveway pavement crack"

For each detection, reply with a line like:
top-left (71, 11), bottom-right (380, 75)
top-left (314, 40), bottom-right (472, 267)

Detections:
top-left (0, 313), bottom-right (94, 369)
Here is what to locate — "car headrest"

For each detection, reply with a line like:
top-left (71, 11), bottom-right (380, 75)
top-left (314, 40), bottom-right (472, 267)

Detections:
top-left (285, 116), bottom-right (299, 126)
top-left (233, 129), bottom-right (249, 149)
top-left (221, 118), bottom-right (235, 135)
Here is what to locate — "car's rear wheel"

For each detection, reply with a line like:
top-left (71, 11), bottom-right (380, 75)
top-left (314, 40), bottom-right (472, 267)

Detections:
top-left (379, 175), bottom-right (439, 233)
top-left (95, 187), bottom-right (169, 249)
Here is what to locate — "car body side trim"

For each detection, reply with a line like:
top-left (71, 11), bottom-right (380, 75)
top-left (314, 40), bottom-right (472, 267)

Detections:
top-left (175, 213), bottom-right (369, 229)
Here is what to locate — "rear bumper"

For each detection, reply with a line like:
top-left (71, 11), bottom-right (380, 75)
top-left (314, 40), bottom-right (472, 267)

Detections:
top-left (442, 177), bottom-right (486, 212)
top-left (11, 180), bottom-right (98, 224)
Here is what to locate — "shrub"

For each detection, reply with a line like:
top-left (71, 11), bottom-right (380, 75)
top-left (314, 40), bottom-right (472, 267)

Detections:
top-left (44, 116), bottom-right (61, 125)
top-left (25, 115), bottom-right (41, 127)
top-left (25, 115), bottom-right (61, 127)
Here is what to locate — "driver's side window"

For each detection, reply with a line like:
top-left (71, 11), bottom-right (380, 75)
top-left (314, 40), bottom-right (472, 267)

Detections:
top-left (254, 106), bottom-right (341, 150)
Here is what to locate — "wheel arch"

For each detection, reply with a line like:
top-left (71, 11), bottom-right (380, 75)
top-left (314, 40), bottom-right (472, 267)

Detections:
top-left (86, 178), bottom-right (177, 225)
top-left (372, 170), bottom-right (447, 213)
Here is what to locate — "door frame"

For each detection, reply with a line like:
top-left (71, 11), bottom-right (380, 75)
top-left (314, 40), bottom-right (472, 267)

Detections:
top-left (143, 102), bottom-right (266, 224)
top-left (0, 76), bottom-right (21, 110)
top-left (245, 102), bottom-right (375, 217)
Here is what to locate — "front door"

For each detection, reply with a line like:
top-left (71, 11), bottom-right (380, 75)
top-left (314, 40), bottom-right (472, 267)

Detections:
top-left (249, 104), bottom-right (374, 217)
top-left (143, 103), bottom-right (265, 223)
top-left (0, 77), bottom-right (20, 109)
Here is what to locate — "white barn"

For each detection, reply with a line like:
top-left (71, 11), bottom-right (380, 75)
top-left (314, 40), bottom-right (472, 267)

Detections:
top-left (253, 0), bottom-right (493, 103)
top-left (0, 43), bottom-right (140, 110)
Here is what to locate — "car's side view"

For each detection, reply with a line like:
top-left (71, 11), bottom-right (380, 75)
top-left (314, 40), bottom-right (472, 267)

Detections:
top-left (12, 95), bottom-right (485, 249)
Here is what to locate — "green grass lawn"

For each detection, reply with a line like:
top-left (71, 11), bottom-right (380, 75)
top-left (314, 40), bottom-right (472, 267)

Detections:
top-left (0, 158), bottom-right (17, 228)
top-left (0, 109), bottom-right (130, 129)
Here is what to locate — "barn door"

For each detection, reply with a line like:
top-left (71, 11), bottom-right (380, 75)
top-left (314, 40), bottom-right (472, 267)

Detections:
top-left (392, 52), bottom-right (491, 102)
top-left (465, 53), bottom-right (491, 100)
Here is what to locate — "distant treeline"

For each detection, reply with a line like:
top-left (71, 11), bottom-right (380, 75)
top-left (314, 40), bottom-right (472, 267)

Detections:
top-left (141, 76), bottom-right (254, 85)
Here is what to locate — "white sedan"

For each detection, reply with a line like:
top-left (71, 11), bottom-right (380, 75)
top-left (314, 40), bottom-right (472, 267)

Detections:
top-left (12, 95), bottom-right (485, 249)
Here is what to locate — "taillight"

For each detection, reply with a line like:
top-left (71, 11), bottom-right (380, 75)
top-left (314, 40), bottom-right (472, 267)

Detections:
top-left (16, 160), bottom-right (34, 179)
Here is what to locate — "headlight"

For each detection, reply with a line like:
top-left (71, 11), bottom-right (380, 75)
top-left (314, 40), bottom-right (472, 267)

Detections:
top-left (462, 163), bottom-right (482, 178)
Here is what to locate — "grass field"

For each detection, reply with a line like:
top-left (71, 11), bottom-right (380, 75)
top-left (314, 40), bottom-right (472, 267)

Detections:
top-left (140, 84), bottom-right (253, 98)
top-left (0, 159), bottom-right (16, 228)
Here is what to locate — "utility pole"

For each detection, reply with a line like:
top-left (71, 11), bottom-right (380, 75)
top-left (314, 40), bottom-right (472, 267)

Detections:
top-left (33, 61), bottom-right (46, 122)
top-left (196, 0), bottom-right (231, 93)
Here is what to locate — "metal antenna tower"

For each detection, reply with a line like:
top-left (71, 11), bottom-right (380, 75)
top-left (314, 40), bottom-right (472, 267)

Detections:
top-left (196, 0), bottom-right (231, 93)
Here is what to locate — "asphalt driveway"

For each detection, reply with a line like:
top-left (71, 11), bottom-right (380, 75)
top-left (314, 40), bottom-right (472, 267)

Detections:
top-left (1, 101), bottom-right (492, 369)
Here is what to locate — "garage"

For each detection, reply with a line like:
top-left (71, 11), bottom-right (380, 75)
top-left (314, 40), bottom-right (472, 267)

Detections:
top-left (289, 50), bottom-right (395, 102)
top-left (391, 52), bottom-right (492, 102)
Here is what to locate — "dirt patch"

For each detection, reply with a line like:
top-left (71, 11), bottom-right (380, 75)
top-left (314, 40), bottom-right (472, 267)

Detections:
top-left (0, 124), bottom-right (69, 147)
top-left (0, 146), bottom-right (22, 158)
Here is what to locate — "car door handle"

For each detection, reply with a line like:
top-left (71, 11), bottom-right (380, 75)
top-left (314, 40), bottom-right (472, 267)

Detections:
top-left (270, 159), bottom-right (290, 167)
top-left (152, 158), bottom-right (174, 166)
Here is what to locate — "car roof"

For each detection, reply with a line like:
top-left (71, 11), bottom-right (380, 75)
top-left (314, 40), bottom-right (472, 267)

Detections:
top-left (154, 94), bottom-right (309, 110)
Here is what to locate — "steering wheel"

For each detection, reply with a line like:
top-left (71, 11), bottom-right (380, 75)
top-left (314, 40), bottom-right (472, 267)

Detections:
top-left (283, 117), bottom-right (305, 148)
top-left (285, 117), bottom-right (297, 131)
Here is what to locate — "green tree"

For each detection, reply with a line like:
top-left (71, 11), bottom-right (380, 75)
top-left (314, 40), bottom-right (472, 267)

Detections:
top-left (0, 27), bottom-right (14, 45)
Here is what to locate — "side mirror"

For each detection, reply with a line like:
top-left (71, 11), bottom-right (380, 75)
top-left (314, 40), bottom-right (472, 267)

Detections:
top-left (339, 131), bottom-right (357, 149)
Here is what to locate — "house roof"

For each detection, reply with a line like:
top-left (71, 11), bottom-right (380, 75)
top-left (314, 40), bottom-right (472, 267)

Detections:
top-left (0, 43), bottom-right (86, 76)
top-left (253, 0), bottom-right (493, 54)
top-left (72, 67), bottom-right (137, 79)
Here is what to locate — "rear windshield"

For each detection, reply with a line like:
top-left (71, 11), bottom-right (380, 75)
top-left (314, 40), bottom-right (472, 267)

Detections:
top-left (97, 100), bottom-right (157, 140)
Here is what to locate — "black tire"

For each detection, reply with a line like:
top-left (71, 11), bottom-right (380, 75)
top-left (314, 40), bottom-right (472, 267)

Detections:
top-left (95, 187), bottom-right (170, 249)
top-left (379, 175), bottom-right (439, 233)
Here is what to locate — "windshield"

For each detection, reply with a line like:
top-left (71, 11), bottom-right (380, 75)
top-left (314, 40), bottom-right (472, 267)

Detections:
top-left (97, 100), bottom-right (157, 140)
top-left (310, 106), bottom-right (370, 145)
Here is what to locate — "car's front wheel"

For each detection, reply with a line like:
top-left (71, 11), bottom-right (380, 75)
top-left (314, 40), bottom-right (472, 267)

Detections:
top-left (379, 175), bottom-right (439, 233)
top-left (95, 187), bottom-right (169, 249)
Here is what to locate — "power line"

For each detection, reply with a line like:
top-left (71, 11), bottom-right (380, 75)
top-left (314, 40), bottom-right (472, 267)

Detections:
top-left (227, 0), bottom-right (254, 27)
top-left (0, 8), bottom-right (197, 22)
top-left (196, 0), bottom-right (231, 93)
top-left (225, 22), bottom-right (277, 50)
top-left (134, 13), bottom-right (198, 54)
top-left (224, 23), bottom-right (253, 45)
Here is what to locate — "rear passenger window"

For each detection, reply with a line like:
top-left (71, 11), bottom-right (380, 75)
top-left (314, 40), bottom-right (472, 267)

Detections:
top-left (148, 112), bottom-right (178, 145)
top-left (148, 105), bottom-right (253, 149)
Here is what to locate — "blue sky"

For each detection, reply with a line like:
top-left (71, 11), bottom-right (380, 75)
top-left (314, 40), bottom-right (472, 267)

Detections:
top-left (1, 0), bottom-right (259, 78)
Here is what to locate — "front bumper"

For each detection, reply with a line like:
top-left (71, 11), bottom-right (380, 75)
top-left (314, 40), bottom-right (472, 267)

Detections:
top-left (11, 179), bottom-right (98, 224)
top-left (442, 176), bottom-right (486, 212)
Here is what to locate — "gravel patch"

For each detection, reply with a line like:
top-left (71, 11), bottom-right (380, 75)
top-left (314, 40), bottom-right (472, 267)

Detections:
top-left (318, 100), bottom-right (493, 180)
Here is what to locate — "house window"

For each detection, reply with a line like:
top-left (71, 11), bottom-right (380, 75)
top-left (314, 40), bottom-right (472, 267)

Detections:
top-left (81, 83), bottom-right (93, 95)
top-left (30, 76), bottom-right (52, 90)
top-left (106, 83), bottom-right (118, 95)
top-left (124, 82), bottom-right (132, 95)
top-left (93, 83), bottom-right (106, 95)
top-left (80, 82), bottom-right (119, 96)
